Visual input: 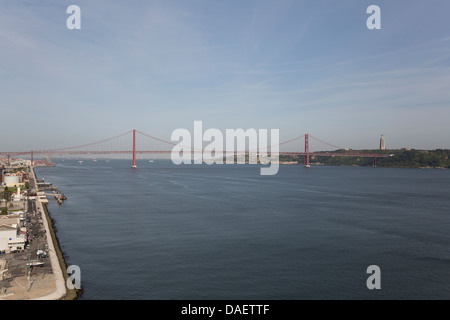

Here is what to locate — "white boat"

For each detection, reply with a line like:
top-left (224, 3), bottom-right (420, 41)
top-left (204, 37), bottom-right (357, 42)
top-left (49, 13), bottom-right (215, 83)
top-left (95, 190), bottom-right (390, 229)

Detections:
top-left (78, 160), bottom-right (83, 164)
top-left (149, 160), bottom-right (154, 163)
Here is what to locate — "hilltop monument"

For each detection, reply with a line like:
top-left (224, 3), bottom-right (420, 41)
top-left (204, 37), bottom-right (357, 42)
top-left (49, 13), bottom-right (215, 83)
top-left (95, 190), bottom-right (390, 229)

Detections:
top-left (380, 135), bottom-right (386, 150)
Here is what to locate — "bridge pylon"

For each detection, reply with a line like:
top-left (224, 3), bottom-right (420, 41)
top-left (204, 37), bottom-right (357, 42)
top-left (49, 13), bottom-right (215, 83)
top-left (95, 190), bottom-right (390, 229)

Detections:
top-left (305, 133), bottom-right (310, 168)
top-left (132, 129), bottom-right (137, 168)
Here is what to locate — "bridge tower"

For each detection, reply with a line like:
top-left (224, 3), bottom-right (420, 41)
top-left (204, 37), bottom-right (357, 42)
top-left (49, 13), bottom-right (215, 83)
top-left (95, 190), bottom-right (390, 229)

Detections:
top-left (132, 129), bottom-right (137, 168)
top-left (305, 133), bottom-right (310, 168)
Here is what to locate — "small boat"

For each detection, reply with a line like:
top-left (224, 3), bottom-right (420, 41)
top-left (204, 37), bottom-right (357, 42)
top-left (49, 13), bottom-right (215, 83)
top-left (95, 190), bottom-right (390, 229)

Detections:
top-left (149, 160), bottom-right (154, 163)
top-left (78, 160), bottom-right (83, 164)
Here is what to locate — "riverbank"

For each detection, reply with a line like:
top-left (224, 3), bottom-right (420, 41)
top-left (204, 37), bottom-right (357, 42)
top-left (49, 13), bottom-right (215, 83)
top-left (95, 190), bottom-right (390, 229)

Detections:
top-left (280, 149), bottom-right (450, 169)
top-left (31, 167), bottom-right (78, 300)
top-left (292, 162), bottom-right (449, 169)
top-left (40, 201), bottom-right (79, 300)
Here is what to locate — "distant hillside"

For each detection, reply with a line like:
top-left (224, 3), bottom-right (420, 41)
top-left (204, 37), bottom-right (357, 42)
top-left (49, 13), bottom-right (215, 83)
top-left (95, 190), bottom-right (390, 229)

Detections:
top-left (280, 149), bottom-right (450, 168)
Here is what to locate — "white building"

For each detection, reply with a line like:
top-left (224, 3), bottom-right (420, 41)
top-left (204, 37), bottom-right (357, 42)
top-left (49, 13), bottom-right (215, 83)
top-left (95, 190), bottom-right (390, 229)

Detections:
top-left (0, 217), bottom-right (27, 252)
top-left (3, 175), bottom-right (20, 186)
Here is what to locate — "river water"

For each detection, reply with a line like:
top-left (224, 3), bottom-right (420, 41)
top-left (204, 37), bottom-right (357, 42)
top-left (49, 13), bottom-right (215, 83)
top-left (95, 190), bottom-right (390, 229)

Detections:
top-left (35, 160), bottom-right (450, 299)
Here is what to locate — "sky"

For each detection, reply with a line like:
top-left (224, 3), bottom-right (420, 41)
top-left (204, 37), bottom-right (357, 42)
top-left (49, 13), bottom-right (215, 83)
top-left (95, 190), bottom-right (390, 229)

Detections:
top-left (1, 0), bottom-right (450, 151)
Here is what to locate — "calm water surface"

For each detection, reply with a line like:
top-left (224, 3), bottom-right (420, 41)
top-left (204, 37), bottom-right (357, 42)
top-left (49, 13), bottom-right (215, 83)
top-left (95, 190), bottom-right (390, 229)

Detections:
top-left (35, 160), bottom-right (450, 299)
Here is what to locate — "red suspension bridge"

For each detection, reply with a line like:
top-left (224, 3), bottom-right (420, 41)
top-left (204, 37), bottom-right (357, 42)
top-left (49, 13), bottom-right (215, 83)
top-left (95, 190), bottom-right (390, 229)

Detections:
top-left (0, 130), bottom-right (390, 167)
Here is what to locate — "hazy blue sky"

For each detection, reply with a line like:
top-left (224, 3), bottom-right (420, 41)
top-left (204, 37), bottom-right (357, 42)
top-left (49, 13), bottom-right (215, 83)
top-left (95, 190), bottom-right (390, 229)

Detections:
top-left (1, 0), bottom-right (450, 151)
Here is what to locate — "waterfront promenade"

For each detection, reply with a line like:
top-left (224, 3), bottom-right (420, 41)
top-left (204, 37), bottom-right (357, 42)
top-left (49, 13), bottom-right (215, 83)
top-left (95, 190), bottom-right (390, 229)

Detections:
top-left (0, 167), bottom-right (68, 300)
top-left (29, 167), bottom-right (66, 300)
